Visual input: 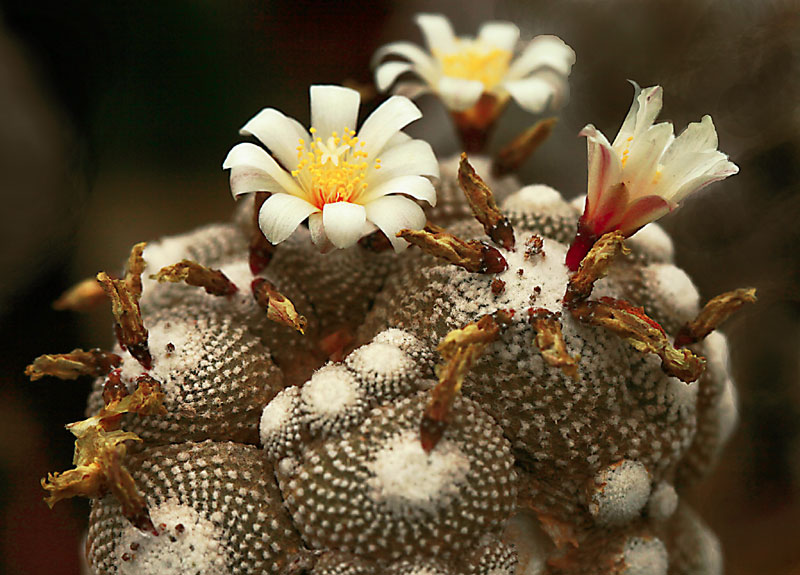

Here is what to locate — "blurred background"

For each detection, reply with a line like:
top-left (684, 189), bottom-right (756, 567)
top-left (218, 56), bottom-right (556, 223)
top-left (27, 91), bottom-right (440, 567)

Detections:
top-left (0, 0), bottom-right (797, 573)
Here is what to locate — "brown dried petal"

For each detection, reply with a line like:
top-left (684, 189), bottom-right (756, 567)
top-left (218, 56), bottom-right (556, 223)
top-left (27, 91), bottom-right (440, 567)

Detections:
top-left (251, 278), bottom-right (307, 334)
top-left (125, 242), bottom-right (147, 299)
top-left (398, 227), bottom-right (508, 274)
top-left (674, 287), bottom-right (757, 347)
top-left (457, 153), bottom-right (515, 250)
top-left (52, 277), bottom-right (107, 311)
top-left (97, 271), bottom-right (152, 370)
top-left (528, 309), bottom-right (579, 379)
top-left (570, 298), bottom-right (705, 383)
top-left (152, 260), bottom-right (238, 296)
top-left (25, 349), bottom-right (122, 381)
top-left (493, 117), bottom-right (557, 178)
top-left (421, 310), bottom-right (512, 452)
top-left (563, 231), bottom-right (629, 307)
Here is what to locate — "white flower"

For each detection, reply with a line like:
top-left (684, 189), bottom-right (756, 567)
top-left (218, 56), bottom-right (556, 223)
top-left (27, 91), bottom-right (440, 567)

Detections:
top-left (372, 13), bottom-right (575, 114)
top-left (566, 83), bottom-right (739, 270)
top-left (223, 85), bottom-right (439, 252)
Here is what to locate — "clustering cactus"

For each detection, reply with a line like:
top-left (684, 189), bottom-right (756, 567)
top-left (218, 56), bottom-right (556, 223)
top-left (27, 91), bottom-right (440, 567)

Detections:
top-left (27, 12), bottom-right (755, 575)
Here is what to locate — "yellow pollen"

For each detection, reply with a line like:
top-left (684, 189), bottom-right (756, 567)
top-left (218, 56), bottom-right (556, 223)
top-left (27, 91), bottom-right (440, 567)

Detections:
top-left (293, 127), bottom-right (371, 209)
top-left (436, 41), bottom-right (513, 90)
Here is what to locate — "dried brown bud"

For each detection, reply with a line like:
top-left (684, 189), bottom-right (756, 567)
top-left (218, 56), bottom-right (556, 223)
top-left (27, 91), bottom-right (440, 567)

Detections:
top-left (97, 271), bottom-right (151, 370)
top-left (421, 310), bottom-right (512, 452)
top-left (52, 278), bottom-right (107, 312)
top-left (42, 377), bottom-right (166, 532)
top-left (524, 235), bottom-right (545, 260)
top-left (152, 260), bottom-right (238, 296)
top-left (251, 278), bottom-right (307, 334)
top-left (25, 349), bottom-right (121, 381)
top-left (458, 154), bottom-right (515, 250)
top-left (563, 231), bottom-right (629, 307)
top-left (674, 287), bottom-right (757, 347)
top-left (571, 297), bottom-right (705, 383)
top-left (398, 227), bottom-right (508, 274)
top-left (250, 192), bottom-right (276, 274)
top-left (493, 117), bottom-right (557, 177)
top-left (125, 242), bottom-right (147, 299)
top-left (528, 309), bottom-right (579, 379)
top-left (491, 278), bottom-right (506, 295)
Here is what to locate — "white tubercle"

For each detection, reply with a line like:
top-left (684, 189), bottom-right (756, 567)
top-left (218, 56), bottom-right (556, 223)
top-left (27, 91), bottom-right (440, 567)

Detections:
top-left (627, 223), bottom-right (674, 262)
top-left (647, 482), bottom-right (678, 521)
top-left (259, 387), bottom-right (299, 446)
top-left (589, 459), bottom-right (652, 526)
top-left (501, 184), bottom-right (574, 218)
top-left (622, 537), bottom-right (668, 575)
top-left (502, 510), bottom-right (552, 575)
top-left (646, 263), bottom-right (700, 323)
top-left (367, 430), bottom-right (470, 516)
top-left (493, 237), bottom-right (570, 313)
top-left (301, 365), bottom-right (359, 416)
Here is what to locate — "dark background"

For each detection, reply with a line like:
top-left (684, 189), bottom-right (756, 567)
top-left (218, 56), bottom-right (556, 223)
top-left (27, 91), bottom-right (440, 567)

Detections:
top-left (0, 1), bottom-right (797, 573)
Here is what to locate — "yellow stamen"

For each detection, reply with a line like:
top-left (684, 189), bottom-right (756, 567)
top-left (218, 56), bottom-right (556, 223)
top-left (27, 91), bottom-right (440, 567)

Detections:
top-left (436, 41), bottom-right (513, 90)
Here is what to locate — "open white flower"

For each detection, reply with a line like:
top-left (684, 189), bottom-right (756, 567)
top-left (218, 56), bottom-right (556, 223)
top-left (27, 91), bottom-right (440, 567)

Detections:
top-left (373, 13), bottom-right (575, 114)
top-left (223, 85), bottom-right (439, 252)
top-left (566, 83), bottom-right (739, 270)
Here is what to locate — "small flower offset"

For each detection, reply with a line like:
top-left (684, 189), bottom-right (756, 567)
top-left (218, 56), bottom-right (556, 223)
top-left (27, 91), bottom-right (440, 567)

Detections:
top-left (373, 14), bottom-right (575, 151)
top-left (223, 85), bottom-right (439, 252)
top-left (566, 83), bottom-right (739, 270)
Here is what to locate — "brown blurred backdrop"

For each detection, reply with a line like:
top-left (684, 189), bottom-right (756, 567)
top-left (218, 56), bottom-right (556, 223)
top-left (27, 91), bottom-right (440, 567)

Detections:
top-left (0, 1), bottom-right (797, 573)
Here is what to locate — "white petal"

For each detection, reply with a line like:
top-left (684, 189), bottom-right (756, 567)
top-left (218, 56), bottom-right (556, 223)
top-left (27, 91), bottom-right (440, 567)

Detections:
top-left (661, 115), bottom-right (719, 166)
top-left (367, 139), bottom-right (440, 187)
top-left (613, 83), bottom-right (663, 149)
top-left (437, 77), bottom-right (485, 111)
top-left (223, 143), bottom-right (306, 199)
top-left (308, 212), bottom-right (335, 253)
top-left (258, 193), bottom-right (319, 245)
top-left (372, 41), bottom-right (439, 85)
top-left (580, 124), bottom-right (623, 210)
top-left (365, 195), bottom-right (427, 252)
top-left (505, 76), bottom-right (556, 113)
top-left (362, 175), bottom-right (437, 206)
top-left (375, 62), bottom-right (416, 92)
top-left (670, 157), bottom-right (739, 204)
top-left (506, 35), bottom-right (576, 81)
top-left (477, 21), bottom-right (519, 52)
top-left (357, 95), bottom-right (422, 158)
top-left (322, 202), bottom-right (367, 248)
top-left (623, 122), bottom-right (674, 199)
top-left (228, 166), bottom-right (284, 198)
top-left (415, 13), bottom-right (456, 54)
top-left (310, 85), bottom-right (361, 141)
top-left (239, 108), bottom-right (309, 171)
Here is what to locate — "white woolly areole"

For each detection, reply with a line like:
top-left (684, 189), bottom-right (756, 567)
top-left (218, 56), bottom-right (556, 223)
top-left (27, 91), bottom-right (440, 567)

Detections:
top-left (301, 365), bottom-right (359, 416)
top-left (493, 237), bottom-right (570, 313)
top-left (589, 459), bottom-right (652, 526)
top-left (646, 263), bottom-right (700, 323)
top-left (627, 223), bottom-right (674, 261)
top-left (646, 482), bottom-right (678, 521)
top-left (118, 318), bottom-right (198, 401)
top-left (259, 387), bottom-right (299, 446)
top-left (622, 537), bottom-right (668, 575)
top-left (366, 430), bottom-right (470, 516)
top-left (502, 510), bottom-right (551, 575)
top-left (117, 499), bottom-right (227, 575)
top-left (665, 375), bottom-right (699, 411)
top-left (349, 342), bottom-right (415, 379)
top-left (501, 185), bottom-right (573, 217)
top-left (569, 194), bottom-right (586, 213)
top-left (373, 328), bottom-right (426, 356)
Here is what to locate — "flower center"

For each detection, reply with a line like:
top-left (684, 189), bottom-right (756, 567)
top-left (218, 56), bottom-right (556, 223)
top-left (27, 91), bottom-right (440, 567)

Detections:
top-left (293, 127), bottom-right (375, 209)
top-left (436, 42), bottom-right (513, 90)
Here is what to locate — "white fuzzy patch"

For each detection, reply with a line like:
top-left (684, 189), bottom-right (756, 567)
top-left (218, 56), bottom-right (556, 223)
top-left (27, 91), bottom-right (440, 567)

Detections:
top-left (502, 185), bottom-right (573, 217)
top-left (349, 342), bottom-right (414, 379)
top-left (259, 387), bottom-right (298, 445)
top-left (301, 365), bottom-right (359, 416)
top-left (367, 430), bottom-right (470, 516)
top-left (502, 510), bottom-right (551, 575)
top-left (646, 482), bottom-right (678, 521)
top-left (703, 332), bottom-right (730, 381)
top-left (117, 499), bottom-right (227, 575)
top-left (627, 223), bottom-right (674, 262)
top-left (646, 263), bottom-right (700, 322)
top-left (717, 377), bottom-right (739, 447)
top-left (622, 537), bottom-right (668, 575)
top-left (589, 460), bottom-right (652, 526)
top-left (665, 375), bottom-right (699, 411)
top-left (569, 194), bottom-right (586, 213)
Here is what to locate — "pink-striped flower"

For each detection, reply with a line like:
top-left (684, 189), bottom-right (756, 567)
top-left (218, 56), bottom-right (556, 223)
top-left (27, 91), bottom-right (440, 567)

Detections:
top-left (223, 85), bottom-right (439, 252)
top-left (566, 83), bottom-right (739, 270)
